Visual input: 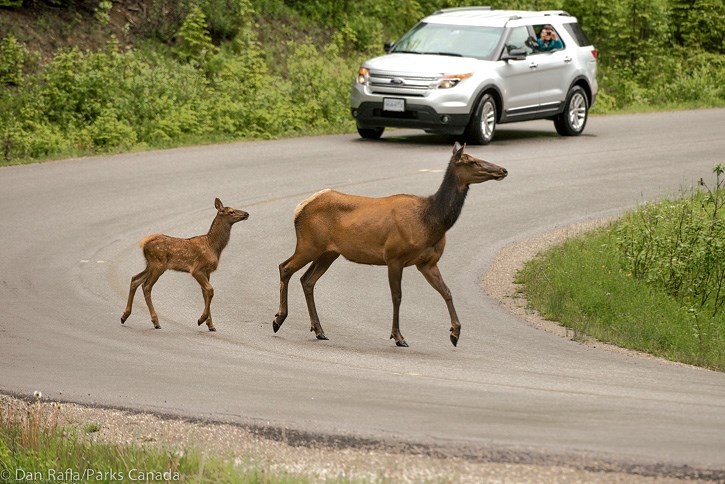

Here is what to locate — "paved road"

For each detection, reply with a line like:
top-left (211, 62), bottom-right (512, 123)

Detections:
top-left (1, 110), bottom-right (724, 476)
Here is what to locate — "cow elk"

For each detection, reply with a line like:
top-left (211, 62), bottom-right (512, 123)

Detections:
top-left (273, 142), bottom-right (507, 347)
top-left (121, 198), bottom-right (249, 331)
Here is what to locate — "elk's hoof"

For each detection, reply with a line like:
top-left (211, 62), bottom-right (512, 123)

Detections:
top-left (450, 334), bottom-right (458, 347)
top-left (273, 321), bottom-right (281, 333)
top-left (198, 320), bottom-right (204, 326)
top-left (120, 316), bottom-right (126, 324)
top-left (316, 333), bottom-right (328, 341)
top-left (208, 327), bottom-right (216, 332)
top-left (153, 324), bottom-right (161, 329)
top-left (396, 339), bottom-right (409, 347)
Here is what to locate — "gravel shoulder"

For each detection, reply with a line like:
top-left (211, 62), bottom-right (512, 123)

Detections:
top-left (1, 219), bottom-right (711, 482)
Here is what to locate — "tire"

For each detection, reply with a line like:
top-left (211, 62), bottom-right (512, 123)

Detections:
top-left (465, 93), bottom-right (496, 145)
top-left (554, 86), bottom-right (588, 136)
top-left (357, 126), bottom-right (384, 140)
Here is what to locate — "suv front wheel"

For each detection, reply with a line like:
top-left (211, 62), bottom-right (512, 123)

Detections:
top-left (357, 126), bottom-right (384, 140)
top-left (554, 86), bottom-right (588, 136)
top-left (465, 93), bottom-right (496, 145)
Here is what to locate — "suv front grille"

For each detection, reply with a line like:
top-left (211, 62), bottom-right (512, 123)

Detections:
top-left (368, 71), bottom-right (437, 97)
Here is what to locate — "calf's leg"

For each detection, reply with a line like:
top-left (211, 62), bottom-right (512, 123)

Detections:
top-left (193, 271), bottom-right (216, 331)
top-left (141, 267), bottom-right (165, 329)
top-left (122, 268), bottom-right (148, 323)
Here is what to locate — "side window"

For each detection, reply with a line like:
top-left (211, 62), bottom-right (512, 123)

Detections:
top-left (531, 24), bottom-right (564, 53)
top-left (505, 26), bottom-right (534, 56)
top-left (563, 23), bottom-right (592, 47)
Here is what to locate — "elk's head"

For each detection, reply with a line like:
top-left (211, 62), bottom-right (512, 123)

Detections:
top-left (451, 142), bottom-right (508, 185)
top-left (215, 198), bottom-right (249, 224)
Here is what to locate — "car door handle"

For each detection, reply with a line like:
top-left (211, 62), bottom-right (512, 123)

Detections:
top-left (528, 62), bottom-right (538, 69)
top-left (564, 56), bottom-right (573, 63)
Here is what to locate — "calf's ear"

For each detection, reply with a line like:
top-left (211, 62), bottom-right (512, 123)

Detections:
top-left (215, 198), bottom-right (223, 210)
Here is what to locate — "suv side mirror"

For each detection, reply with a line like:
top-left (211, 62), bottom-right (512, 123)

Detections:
top-left (384, 41), bottom-right (395, 53)
top-left (502, 47), bottom-right (527, 61)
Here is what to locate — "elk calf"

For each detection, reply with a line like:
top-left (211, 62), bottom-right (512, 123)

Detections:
top-left (121, 198), bottom-right (249, 331)
top-left (273, 143), bottom-right (507, 347)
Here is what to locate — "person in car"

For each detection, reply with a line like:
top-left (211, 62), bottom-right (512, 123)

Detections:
top-left (535, 25), bottom-right (563, 51)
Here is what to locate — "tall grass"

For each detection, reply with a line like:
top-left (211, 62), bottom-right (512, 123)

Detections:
top-left (518, 166), bottom-right (725, 370)
top-left (0, 395), bottom-right (303, 483)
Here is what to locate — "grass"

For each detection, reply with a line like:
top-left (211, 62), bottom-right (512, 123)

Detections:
top-left (0, 397), bottom-right (304, 483)
top-left (517, 205), bottom-right (724, 371)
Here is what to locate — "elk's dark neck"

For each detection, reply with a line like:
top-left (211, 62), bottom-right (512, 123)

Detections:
top-left (424, 163), bottom-right (469, 233)
top-left (207, 216), bottom-right (232, 255)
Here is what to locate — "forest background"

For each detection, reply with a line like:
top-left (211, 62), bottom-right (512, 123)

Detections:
top-left (0, 0), bottom-right (723, 164)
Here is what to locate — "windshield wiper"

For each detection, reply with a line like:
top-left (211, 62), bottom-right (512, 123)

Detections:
top-left (392, 50), bottom-right (423, 54)
top-left (424, 52), bottom-right (464, 57)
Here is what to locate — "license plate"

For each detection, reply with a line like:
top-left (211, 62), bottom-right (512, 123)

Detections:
top-left (383, 98), bottom-right (405, 112)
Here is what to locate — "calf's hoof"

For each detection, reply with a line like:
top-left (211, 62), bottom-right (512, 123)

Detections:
top-left (316, 333), bottom-right (328, 341)
top-left (208, 327), bottom-right (216, 332)
top-left (273, 320), bottom-right (282, 333)
top-left (450, 334), bottom-right (458, 347)
top-left (396, 339), bottom-right (409, 348)
top-left (153, 324), bottom-right (161, 329)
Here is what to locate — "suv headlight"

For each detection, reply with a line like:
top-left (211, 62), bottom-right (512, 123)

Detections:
top-left (437, 73), bottom-right (473, 89)
top-left (357, 67), bottom-right (370, 85)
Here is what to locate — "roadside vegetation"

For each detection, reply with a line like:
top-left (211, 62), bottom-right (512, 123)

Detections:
top-left (0, 0), bottom-right (724, 165)
top-left (0, 394), bottom-right (302, 483)
top-left (518, 165), bottom-right (725, 371)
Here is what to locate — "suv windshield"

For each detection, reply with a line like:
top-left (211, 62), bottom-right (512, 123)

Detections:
top-left (392, 22), bottom-right (503, 60)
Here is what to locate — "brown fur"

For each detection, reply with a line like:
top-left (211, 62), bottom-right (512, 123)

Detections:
top-left (273, 143), bottom-right (507, 346)
top-left (121, 198), bottom-right (249, 331)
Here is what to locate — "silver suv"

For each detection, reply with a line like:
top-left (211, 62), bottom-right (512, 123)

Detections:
top-left (350, 7), bottom-right (598, 144)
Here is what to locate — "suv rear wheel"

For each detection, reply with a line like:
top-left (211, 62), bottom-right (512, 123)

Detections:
top-left (357, 126), bottom-right (384, 140)
top-left (554, 86), bottom-right (588, 136)
top-left (465, 93), bottom-right (496, 145)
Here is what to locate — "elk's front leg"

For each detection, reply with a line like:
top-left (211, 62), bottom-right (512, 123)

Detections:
top-left (417, 262), bottom-right (460, 346)
top-left (387, 264), bottom-right (407, 347)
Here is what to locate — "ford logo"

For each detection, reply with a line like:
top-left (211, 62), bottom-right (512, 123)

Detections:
top-left (390, 78), bottom-right (405, 85)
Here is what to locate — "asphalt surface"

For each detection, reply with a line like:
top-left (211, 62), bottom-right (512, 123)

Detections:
top-left (1, 109), bottom-right (724, 477)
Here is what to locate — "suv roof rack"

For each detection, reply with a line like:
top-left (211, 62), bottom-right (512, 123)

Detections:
top-left (434, 6), bottom-right (493, 14)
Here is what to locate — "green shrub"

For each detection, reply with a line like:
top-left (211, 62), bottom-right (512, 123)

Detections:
top-left (175, 6), bottom-right (218, 68)
top-left (1, 0), bottom-right (724, 165)
top-left (0, 35), bottom-right (28, 86)
top-left (615, 166), bottom-right (725, 318)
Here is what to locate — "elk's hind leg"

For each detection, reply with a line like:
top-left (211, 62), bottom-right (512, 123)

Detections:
top-left (274, 252), bottom-right (316, 333)
top-left (300, 252), bottom-right (340, 340)
top-left (121, 269), bottom-right (148, 324)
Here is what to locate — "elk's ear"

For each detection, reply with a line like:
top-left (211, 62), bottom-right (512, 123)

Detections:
top-left (215, 198), bottom-right (223, 211)
top-left (452, 142), bottom-right (465, 162)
